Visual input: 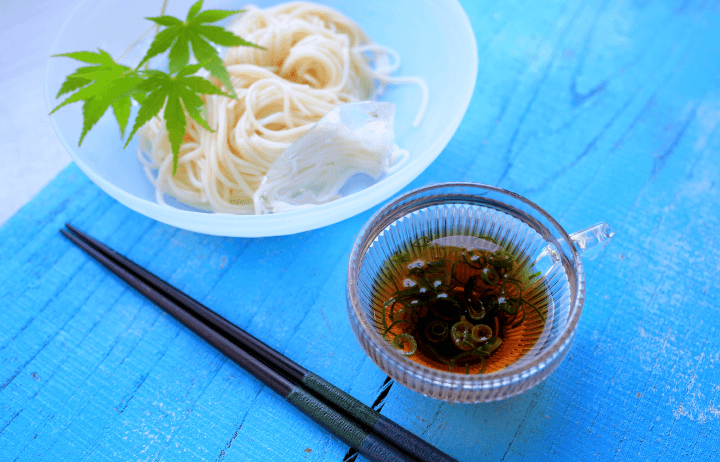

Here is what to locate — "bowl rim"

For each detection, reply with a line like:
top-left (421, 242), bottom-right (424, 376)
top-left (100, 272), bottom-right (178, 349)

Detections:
top-left (347, 181), bottom-right (586, 388)
top-left (44, 0), bottom-right (479, 237)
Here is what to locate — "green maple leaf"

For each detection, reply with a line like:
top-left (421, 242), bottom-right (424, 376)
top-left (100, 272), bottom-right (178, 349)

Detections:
top-left (50, 3), bottom-right (263, 177)
top-left (124, 64), bottom-right (232, 174)
top-left (50, 49), bottom-right (143, 145)
top-left (137, 0), bottom-right (262, 96)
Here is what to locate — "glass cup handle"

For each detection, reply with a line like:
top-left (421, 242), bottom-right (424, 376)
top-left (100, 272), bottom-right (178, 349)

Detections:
top-left (569, 222), bottom-right (615, 260)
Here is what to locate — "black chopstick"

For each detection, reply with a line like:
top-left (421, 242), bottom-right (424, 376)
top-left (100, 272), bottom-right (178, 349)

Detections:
top-left (61, 224), bottom-right (457, 462)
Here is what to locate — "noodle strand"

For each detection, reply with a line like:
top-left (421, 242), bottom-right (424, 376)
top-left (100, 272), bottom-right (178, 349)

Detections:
top-left (137, 2), bottom-right (428, 214)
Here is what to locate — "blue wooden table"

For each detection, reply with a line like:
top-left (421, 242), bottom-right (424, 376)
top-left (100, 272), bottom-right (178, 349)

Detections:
top-left (2, 0), bottom-right (719, 460)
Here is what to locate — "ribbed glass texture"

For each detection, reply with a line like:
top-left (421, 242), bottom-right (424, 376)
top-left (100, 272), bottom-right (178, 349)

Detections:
top-left (347, 183), bottom-right (585, 403)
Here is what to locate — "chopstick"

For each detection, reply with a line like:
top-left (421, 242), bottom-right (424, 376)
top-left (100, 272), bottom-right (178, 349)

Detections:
top-left (60, 224), bottom-right (457, 462)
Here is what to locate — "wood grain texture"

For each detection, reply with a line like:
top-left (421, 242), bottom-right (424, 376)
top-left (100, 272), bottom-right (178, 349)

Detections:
top-left (2, 0), bottom-right (720, 461)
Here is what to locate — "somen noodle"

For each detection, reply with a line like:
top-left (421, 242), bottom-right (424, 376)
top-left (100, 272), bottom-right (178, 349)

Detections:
top-left (137, 2), bottom-right (428, 214)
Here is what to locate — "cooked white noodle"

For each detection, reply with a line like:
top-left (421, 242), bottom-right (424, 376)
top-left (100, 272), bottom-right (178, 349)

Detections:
top-left (137, 1), bottom-right (428, 214)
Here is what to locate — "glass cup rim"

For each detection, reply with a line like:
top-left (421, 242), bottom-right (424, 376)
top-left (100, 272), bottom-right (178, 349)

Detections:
top-left (347, 181), bottom-right (585, 386)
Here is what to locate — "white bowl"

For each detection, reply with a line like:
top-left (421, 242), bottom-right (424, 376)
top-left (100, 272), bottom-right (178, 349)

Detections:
top-left (46, 0), bottom-right (478, 237)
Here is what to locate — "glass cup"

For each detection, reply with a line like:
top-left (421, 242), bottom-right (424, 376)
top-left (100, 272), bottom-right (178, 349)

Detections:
top-left (346, 183), bottom-right (614, 403)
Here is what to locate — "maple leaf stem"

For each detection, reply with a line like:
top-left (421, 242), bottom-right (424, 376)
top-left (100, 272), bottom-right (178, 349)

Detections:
top-left (118, 25), bottom-right (155, 63)
top-left (157, 0), bottom-right (169, 34)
